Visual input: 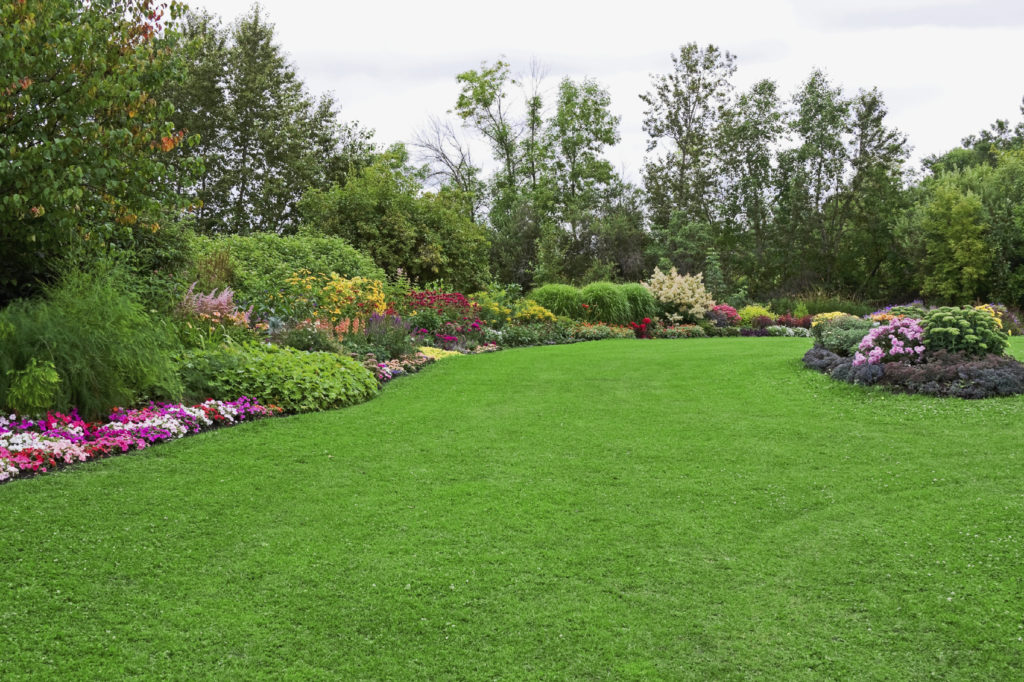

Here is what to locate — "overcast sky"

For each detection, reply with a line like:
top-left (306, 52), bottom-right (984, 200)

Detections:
top-left (190, 0), bottom-right (1024, 180)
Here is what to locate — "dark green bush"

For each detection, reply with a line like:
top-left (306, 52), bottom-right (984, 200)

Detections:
top-left (529, 284), bottom-right (583, 319)
top-left (179, 342), bottom-right (378, 413)
top-left (580, 281), bottom-right (631, 326)
top-left (771, 295), bottom-right (874, 317)
top-left (888, 304), bottom-right (926, 318)
top-left (492, 322), bottom-right (572, 347)
top-left (274, 327), bottom-right (344, 354)
top-left (813, 316), bottom-right (874, 356)
top-left (191, 233), bottom-right (383, 305)
top-left (619, 283), bottom-right (659, 323)
top-left (922, 306), bottom-right (1008, 357)
top-left (0, 265), bottom-right (183, 419)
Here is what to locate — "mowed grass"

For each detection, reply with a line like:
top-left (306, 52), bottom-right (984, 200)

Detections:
top-left (2, 338), bottom-right (1024, 680)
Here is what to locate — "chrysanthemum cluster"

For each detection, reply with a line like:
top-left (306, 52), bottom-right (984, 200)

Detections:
top-left (0, 398), bottom-right (279, 483)
top-left (853, 317), bottom-right (926, 366)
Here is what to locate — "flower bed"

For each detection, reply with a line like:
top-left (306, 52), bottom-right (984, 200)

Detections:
top-left (803, 305), bottom-right (1024, 399)
top-left (0, 398), bottom-right (279, 483)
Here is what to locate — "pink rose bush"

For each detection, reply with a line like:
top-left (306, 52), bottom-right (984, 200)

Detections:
top-left (0, 397), bottom-right (279, 483)
top-left (853, 317), bottom-right (926, 366)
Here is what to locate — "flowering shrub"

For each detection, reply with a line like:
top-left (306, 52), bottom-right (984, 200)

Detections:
top-left (408, 290), bottom-right (479, 324)
top-left (813, 315), bottom-right (875, 356)
top-left (922, 306), bottom-right (1008, 357)
top-left (282, 270), bottom-right (388, 329)
top-left (0, 397), bottom-right (278, 483)
top-left (512, 300), bottom-right (557, 324)
top-left (629, 318), bottom-right (653, 339)
top-left (869, 302), bottom-right (926, 322)
top-left (975, 303), bottom-right (1021, 336)
top-left (643, 267), bottom-right (715, 322)
top-left (350, 313), bottom-right (416, 359)
top-left (774, 313), bottom-right (813, 328)
top-left (707, 304), bottom-right (741, 327)
top-left (810, 311), bottom-right (850, 327)
top-left (853, 318), bottom-right (926, 366)
top-left (468, 291), bottom-right (512, 328)
top-left (179, 282), bottom-right (252, 327)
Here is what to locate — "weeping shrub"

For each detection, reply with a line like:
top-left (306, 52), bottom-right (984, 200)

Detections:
top-left (580, 282), bottom-right (631, 326)
top-left (619, 283), bottom-right (659, 323)
top-left (0, 264), bottom-right (183, 419)
top-left (529, 284), bottom-right (584, 319)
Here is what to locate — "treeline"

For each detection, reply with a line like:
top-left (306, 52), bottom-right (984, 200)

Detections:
top-left (3, 1), bottom-right (1024, 309)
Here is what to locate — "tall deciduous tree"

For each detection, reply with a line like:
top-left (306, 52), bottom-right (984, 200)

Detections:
top-left (297, 146), bottom-right (491, 291)
top-left (0, 0), bottom-right (199, 303)
top-left (165, 5), bottom-right (372, 234)
top-left (640, 43), bottom-right (736, 234)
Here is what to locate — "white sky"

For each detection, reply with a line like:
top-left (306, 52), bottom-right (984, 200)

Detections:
top-left (189, 0), bottom-right (1024, 180)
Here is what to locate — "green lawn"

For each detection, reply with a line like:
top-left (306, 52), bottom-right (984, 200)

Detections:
top-left (2, 338), bottom-right (1023, 680)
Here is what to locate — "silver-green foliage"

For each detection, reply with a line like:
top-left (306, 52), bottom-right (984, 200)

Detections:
top-left (922, 306), bottom-right (1008, 357)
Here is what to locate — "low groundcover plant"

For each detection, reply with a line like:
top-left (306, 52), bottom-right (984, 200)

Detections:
top-left (0, 397), bottom-right (279, 483)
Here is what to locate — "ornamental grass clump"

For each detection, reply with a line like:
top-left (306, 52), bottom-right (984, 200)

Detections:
top-left (529, 284), bottom-right (583, 319)
top-left (922, 306), bottom-right (1008, 357)
top-left (853, 317), bottom-right (926, 366)
top-left (619, 283), bottom-right (660, 324)
top-left (0, 264), bottom-right (183, 420)
top-left (642, 267), bottom-right (715, 322)
top-left (580, 282), bottom-right (631, 326)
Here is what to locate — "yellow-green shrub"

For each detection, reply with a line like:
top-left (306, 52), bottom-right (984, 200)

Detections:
top-left (737, 304), bottom-right (774, 326)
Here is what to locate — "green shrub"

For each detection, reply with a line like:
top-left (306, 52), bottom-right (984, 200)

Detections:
top-left (4, 357), bottom-right (60, 418)
top-left (179, 343), bottom-right (378, 413)
top-left (191, 233), bottom-right (383, 308)
top-left (0, 265), bottom-right (183, 419)
top-left (922, 306), bottom-right (1008, 357)
top-left (737, 304), bottom-right (773, 326)
top-left (889, 304), bottom-right (927, 318)
top-left (619, 283), bottom-right (660, 323)
top-left (813, 316), bottom-right (874, 356)
top-left (530, 284), bottom-right (583, 319)
top-left (274, 327), bottom-right (344, 354)
top-left (651, 324), bottom-right (707, 339)
top-left (771, 295), bottom-right (873, 317)
top-left (580, 282), bottom-right (631, 326)
top-left (486, 322), bottom-right (572, 347)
